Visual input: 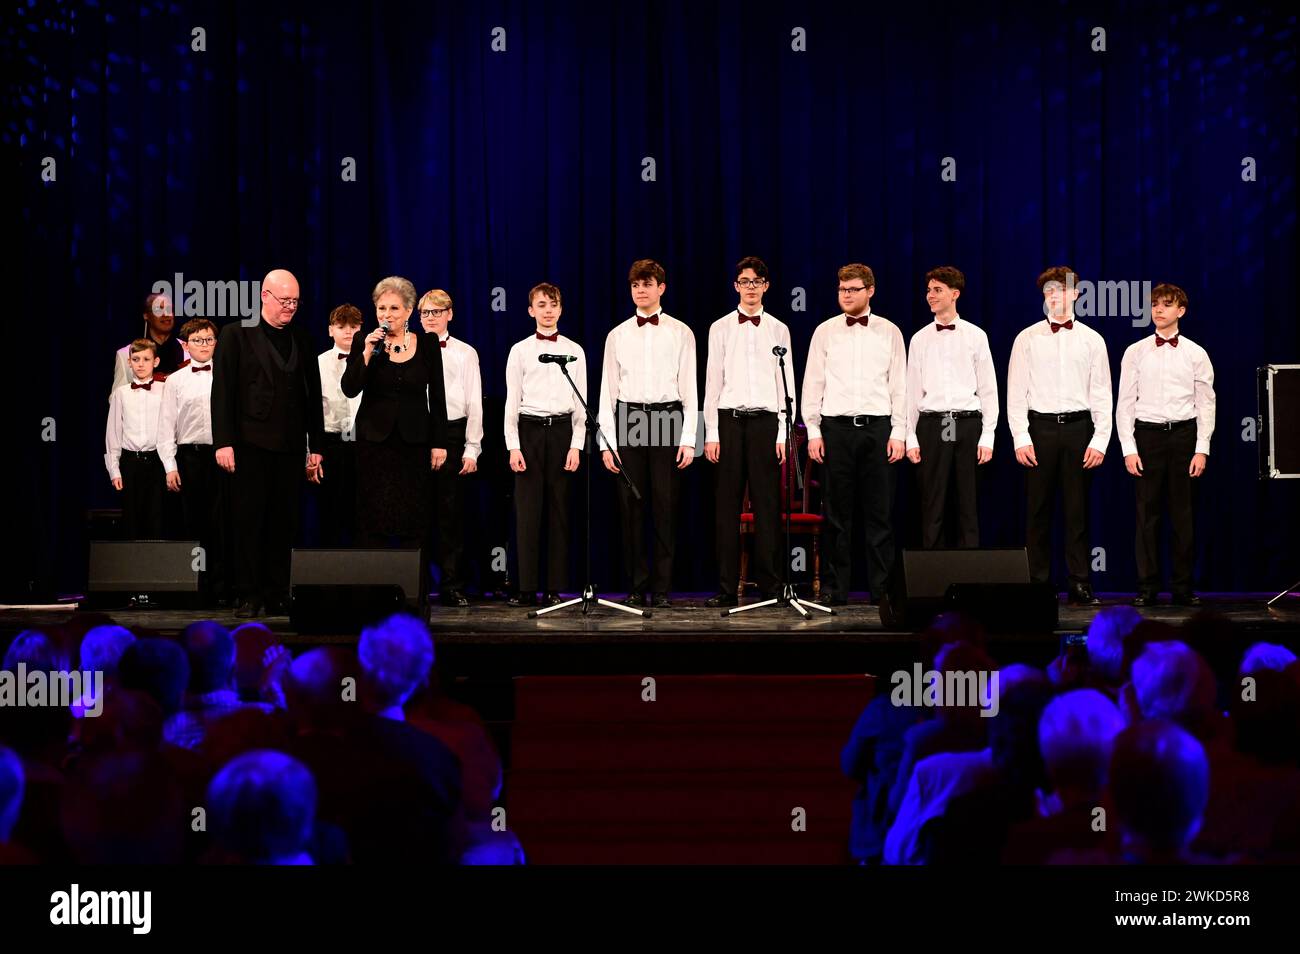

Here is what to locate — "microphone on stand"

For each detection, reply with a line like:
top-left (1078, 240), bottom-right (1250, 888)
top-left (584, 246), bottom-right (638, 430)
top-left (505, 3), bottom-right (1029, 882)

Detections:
top-left (538, 354), bottom-right (579, 365)
top-left (771, 345), bottom-right (788, 357)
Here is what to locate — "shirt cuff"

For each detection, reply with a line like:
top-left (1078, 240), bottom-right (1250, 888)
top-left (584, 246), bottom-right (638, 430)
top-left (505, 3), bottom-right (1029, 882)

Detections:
top-left (105, 457), bottom-right (121, 481)
top-left (979, 430), bottom-right (996, 449)
top-left (705, 426), bottom-right (720, 443)
top-left (1195, 439), bottom-right (1211, 456)
top-left (569, 434), bottom-right (586, 450)
top-left (906, 434), bottom-right (919, 451)
top-left (159, 455), bottom-right (178, 474)
top-left (1120, 439), bottom-right (1138, 457)
top-left (888, 425), bottom-right (905, 443)
top-left (805, 425), bottom-right (822, 441)
top-left (1086, 435), bottom-right (1110, 455)
top-left (680, 430), bottom-right (697, 449)
top-left (463, 444), bottom-right (481, 462)
top-left (1011, 431), bottom-right (1032, 450)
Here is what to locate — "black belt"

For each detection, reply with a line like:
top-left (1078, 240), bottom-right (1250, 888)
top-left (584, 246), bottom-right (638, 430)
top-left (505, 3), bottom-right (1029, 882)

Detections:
top-left (822, 414), bottom-right (889, 427)
top-left (619, 400), bottom-right (683, 412)
top-left (121, 449), bottom-right (158, 460)
top-left (920, 410), bottom-right (981, 419)
top-left (447, 417), bottom-right (468, 428)
top-left (1029, 410), bottom-right (1091, 424)
top-left (1135, 419), bottom-right (1195, 431)
top-left (722, 407), bottom-right (776, 419)
top-left (177, 443), bottom-right (213, 452)
top-left (321, 431), bottom-right (350, 442)
top-left (519, 413), bottom-right (570, 426)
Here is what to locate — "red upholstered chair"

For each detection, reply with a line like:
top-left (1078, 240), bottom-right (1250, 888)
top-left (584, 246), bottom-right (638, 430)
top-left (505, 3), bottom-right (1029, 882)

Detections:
top-left (738, 424), bottom-right (822, 597)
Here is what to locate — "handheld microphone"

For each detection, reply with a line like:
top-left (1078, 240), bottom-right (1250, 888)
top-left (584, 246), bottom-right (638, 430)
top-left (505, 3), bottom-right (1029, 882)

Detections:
top-left (771, 345), bottom-right (788, 357)
top-left (373, 318), bottom-right (390, 359)
top-left (538, 354), bottom-right (578, 364)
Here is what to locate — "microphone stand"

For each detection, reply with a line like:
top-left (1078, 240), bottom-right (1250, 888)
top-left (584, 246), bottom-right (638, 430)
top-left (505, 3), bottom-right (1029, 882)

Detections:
top-left (531, 357), bottom-right (649, 619)
top-left (724, 346), bottom-right (834, 619)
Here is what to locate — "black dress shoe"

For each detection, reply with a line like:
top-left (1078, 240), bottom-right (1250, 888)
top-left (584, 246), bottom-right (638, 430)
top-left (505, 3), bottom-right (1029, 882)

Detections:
top-left (1171, 591), bottom-right (1202, 607)
top-left (508, 592), bottom-right (538, 607)
top-left (705, 592), bottom-right (738, 608)
top-left (621, 592), bottom-right (646, 607)
top-left (234, 599), bottom-right (261, 619)
top-left (440, 590), bottom-right (470, 607)
top-left (652, 592), bottom-right (672, 608)
top-left (543, 591), bottom-right (565, 606)
top-left (1132, 590), bottom-right (1159, 607)
top-left (1067, 583), bottom-right (1101, 606)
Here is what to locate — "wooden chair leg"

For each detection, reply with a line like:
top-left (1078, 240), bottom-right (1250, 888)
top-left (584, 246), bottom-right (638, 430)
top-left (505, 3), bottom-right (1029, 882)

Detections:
top-left (738, 538), bottom-right (749, 598)
top-left (813, 534), bottom-right (821, 599)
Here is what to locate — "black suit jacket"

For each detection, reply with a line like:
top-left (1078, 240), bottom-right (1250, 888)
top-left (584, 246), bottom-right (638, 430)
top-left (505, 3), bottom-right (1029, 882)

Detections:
top-left (210, 318), bottom-right (325, 454)
top-left (341, 327), bottom-right (450, 449)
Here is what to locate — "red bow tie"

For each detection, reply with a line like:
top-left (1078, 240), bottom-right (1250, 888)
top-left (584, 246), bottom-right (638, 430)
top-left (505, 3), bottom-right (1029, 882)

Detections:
top-left (1155, 334), bottom-right (1179, 348)
top-left (130, 381), bottom-right (153, 390)
top-left (536, 332), bottom-right (558, 342)
top-left (935, 323), bottom-right (956, 332)
top-left (846, 314), bottom-right (869, 327)
top-left (191, 364), bottom-right (212, 372)
top-left (637, 313), bottom-right (660, 327)
top-left (337, 352), bottom-right (348, 360)
top-left (738, 312), bottom-right (761, 326)
top-left (440, 339), bottom-right (448, 348)
top-left (1049, 320), bottom-right (1073, 333)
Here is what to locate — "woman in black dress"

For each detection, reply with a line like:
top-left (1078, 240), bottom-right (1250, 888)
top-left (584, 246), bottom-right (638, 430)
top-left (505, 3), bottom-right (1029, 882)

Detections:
top-left (342, 276), bottom-right (449, 550)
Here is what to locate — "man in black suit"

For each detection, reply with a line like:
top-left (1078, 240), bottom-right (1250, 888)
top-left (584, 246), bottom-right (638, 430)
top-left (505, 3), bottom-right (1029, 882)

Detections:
top-left (211, 269), bottom-right (325, 618)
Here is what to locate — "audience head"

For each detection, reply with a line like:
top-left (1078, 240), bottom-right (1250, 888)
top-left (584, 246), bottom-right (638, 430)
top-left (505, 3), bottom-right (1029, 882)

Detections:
top-left (79, 625), bottom-right (136, 678)
top-left (1130, 641), bottom-right (1218, 738)
top-left (1110, 719), bottom-right (1209, 860)
top-left (988, 674), bottom-right (1054, 792)
top-left (1240, 642), bottom-right (1298, 677)
top-left (1039, 689), bottom-right (1126, 803)
top-left (358, 613), bottom-right (435, 713)
top-left (1085, 606), bottom-right (1142, 685)
top-left (117, 638), bottom-right (190, 716)
top-left (0, 745), bottom-right (22, 843)
top-left (207, 750), bottom-right (316, 864)
top-left (180, 621), bottom-right (236, 695)
top-left (283, 648), bottom-right (356, 731)
top-left (3, 629), bottom-right (70, 673)
top-left (60, 751), bottom-right (187, 864)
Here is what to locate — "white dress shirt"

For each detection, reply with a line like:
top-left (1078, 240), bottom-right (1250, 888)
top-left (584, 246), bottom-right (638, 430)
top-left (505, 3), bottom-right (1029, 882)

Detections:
top-left (596, 311), bottom-right (698, 451)
top-left (1006, 318), bottom-right (1113, 453)
top-left (105, 378), bottom-right (164, 480)
top-left (318, 347), bottom-right (363, 437)
top-left (801, 311), bottom-right (907, 442)
top-left (156, 360), bottom-right (216, 473)
top-left (439, 333), bottom-right (485, 462)
top-left (905, 315), bottom-right (1000, 450)
top-left (504, 331), bottom-right (588, 451)
top-left (702, 309), bottom-right (796, 443)
top-left (1115, 331), bottom-right (1216, 457)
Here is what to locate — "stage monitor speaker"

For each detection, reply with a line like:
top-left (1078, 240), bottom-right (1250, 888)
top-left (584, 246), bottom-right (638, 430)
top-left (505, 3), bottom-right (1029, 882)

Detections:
top-left (290, 548), bottom-right (423, 634)
top-left (85, 540), bottom-right (202, 609)
top-left (880, 548), bottom-right (1056, 632)
top-left (1258, 364), bottom-right (1300, 478)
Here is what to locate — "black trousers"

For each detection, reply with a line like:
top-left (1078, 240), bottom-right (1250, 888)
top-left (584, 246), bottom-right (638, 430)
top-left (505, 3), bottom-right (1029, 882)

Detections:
top-left (432, 418), bottom-right (471, 591)
top-left (1134, 422), bottom-right (1198, 591)
top-left (119, 451), bottom-right (165, 540)
top-left (715, 410), bottom-right (780, 595)
top-left (515, 419), bottom-right (573, 592)
top-left (1025, 415), bottom-right (1095, 585)
top-left (232, 443), bottom-right (302, 604)
top-left (176, 443), bottom-right (231, 598)
top-left (823, 416), bottom-right (896, 598)
top-left (615, 404), bottom-right (682, 594)
top-left (317, 431), bottom-right (358, 548)
top-left (916, 413), bottom-right (982, 549)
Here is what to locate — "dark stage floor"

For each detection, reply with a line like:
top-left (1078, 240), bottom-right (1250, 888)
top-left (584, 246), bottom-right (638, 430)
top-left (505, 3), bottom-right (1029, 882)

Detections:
top-left (4, 592), bottom-right (1297, 680)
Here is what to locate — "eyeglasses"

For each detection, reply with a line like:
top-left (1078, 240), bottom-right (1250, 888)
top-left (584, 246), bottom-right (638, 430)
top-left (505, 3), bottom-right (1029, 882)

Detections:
top-left (838, 286), bottom-right (867, 294)
top-left (187, 337), bottom-right (216, 346)
top-left (419, 308), bottom-right (450, 318)
top-left (265, 289), bottom-right (300, 310)
top-left (735, 279), bottom-right (767, 289)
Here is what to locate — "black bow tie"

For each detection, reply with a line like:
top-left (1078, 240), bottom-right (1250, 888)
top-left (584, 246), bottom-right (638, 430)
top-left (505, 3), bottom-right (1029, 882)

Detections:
top-left (935, 323), bottom-right (956, 332)
top-left (637, 313), bottom-right (660, 327)
top-left (191, 364), bottom-right (212, 372)
top-left (130, 381), bottom-right (153, 390)
top-left (846, 314), bottom-right (869, 327)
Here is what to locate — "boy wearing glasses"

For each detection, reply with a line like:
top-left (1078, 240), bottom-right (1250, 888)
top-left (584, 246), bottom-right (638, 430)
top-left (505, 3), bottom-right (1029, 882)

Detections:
top-left (905, 266), bottom-right (999, 549)
top-left (313, 304), bottom-right (364, 547)
top-left (157, 318), bottom-right (230, 601)
top-left (419, 289), bottom-right (484, 607)
top-left (802, 264), bottom-right (907, 605)
top-left (702, 256), bottom-right (793, 608)
top-left (598, 259), bottom-right (698, 609)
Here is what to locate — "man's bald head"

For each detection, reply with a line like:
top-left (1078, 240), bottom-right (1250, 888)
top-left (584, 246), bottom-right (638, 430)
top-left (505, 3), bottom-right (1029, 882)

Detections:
top-left (261, 269), bottom-right (301, 327)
